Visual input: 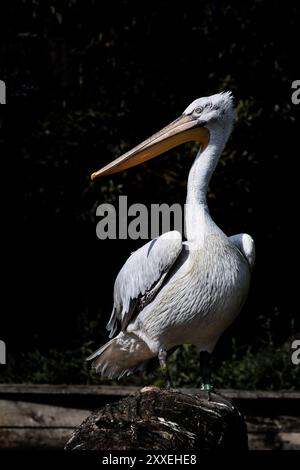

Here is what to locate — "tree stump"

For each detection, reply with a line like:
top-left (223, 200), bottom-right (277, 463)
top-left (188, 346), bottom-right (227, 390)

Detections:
top-left (65, 387), bottom-right (248, 451)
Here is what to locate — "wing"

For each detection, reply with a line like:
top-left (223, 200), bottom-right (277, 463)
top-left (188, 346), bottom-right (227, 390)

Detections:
top-left (106, 231), bottom-right (183, 338)
top-left (229, 233), bottom-right (255, 270)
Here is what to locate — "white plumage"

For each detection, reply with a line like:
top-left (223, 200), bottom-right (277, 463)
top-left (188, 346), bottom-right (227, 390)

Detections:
top-left (88, 92), bottom-right (255, 380)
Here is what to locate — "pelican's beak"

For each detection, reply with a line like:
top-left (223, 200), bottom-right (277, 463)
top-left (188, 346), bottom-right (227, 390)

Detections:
top-left (91, 114), bottom-right (209, 180)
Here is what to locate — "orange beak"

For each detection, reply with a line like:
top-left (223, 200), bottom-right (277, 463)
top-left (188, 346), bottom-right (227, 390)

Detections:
top-left (91, 114), bottom-right (209, 180)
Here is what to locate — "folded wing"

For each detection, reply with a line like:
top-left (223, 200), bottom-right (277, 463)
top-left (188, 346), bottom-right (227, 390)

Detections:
top-left (107, 231), bottom-right (183, 337)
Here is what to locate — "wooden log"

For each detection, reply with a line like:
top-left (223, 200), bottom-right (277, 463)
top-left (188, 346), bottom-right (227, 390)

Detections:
top-left (65, 387), bottom-right (248, 451)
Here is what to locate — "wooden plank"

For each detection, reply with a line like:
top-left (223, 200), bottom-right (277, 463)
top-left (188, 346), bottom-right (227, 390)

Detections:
top-left (0, 384), bottom-right (137, 396)
top-left (278, 432), bottom-right (300, 450)
top-left (247, 432), bottom-right (281, 450)
top-left (1, 385), bottom-right (299, 418)
top-left (246, 415), bottom-right (300, 433)
top-left (0, 384), bottom-right (299, 400)
top-left (0, 400), bottom-right (89, 428)
top-left (0, 428), bottom-right (73, 449)
top-left (248, 432), bottom-right (300, 450)
top-left (246, 416), bottom-right (300, 450)
top-left (0, 400), bottom-right (89, 449)
top-left (1, 399), bottom-right (299, 434)
top-left (213, 389), bottom-right (300, 400)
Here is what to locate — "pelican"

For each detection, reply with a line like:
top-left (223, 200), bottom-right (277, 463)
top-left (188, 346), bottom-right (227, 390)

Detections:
top-left (88, 92), bottom-right (255, 390)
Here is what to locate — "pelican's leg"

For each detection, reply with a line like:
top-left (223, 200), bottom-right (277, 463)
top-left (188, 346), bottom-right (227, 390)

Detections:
top-left (199, 351), bottom-right (235, 411)
top-left (158, 348), bottom-right (172, 389)
top-left (199, 351), bottom-right (213, 399)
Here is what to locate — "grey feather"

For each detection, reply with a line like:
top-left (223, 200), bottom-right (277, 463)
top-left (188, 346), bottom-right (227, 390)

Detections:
top-left (229, 233), bottom-right (255, 271)
top-left (106, 231), bottom-right (182, 338)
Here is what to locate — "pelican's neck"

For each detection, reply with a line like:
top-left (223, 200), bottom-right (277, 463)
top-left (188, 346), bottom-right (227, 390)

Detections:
top-left (185, 129), bottom-right (227, 243)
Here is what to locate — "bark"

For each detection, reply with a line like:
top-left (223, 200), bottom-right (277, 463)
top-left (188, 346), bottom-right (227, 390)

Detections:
top-left (65, 387), bottom-right (248, 451)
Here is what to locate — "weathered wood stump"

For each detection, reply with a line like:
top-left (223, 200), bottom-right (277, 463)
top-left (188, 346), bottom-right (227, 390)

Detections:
top-left (65, 387), bottom-right (248, 450)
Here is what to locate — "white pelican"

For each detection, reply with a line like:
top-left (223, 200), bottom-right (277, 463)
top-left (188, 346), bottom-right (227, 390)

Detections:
top-left (88, 92), bottom-right (255, 389)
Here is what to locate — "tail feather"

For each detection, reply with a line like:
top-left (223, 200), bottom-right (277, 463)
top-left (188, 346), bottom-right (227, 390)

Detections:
top-left (86, 340), bottom-right (113, 362)
top-left (106, 308), bottom-right (119, 338)
top-left (87, 332), bottom-right (154, 379)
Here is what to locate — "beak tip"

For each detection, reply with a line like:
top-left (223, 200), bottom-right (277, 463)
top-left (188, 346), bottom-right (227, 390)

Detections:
top-left (91, 172), bottom-right (96, 181)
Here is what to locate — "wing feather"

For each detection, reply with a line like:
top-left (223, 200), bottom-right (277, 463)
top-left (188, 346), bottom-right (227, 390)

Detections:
top-left (107, 231), bottom-right (182, 337)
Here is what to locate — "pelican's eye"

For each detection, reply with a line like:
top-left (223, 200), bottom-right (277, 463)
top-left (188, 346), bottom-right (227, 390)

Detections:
top-left (194, 106), bottom-right (203, 115)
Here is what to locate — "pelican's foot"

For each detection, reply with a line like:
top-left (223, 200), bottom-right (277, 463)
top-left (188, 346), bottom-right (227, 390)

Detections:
top-left (200, 383), bottom-right (214, 401)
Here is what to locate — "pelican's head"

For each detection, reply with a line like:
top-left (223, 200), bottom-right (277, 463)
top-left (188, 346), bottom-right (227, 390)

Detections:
top-left (91, 91), bottom-right (235, 180)
top-left (183, 91), bottom-right (235, 138)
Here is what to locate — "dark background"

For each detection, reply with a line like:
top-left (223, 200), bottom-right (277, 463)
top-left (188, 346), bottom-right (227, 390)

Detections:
top-left (1, 0), bottom-right (299, 387)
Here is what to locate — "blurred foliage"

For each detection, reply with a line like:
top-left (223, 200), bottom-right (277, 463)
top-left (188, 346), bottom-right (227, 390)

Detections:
top-left (2, 328), bottom-right (299, 390)
top-left (168, 337), bottom-right (300, 391)
top-left (1, 0), bottom-right (299, 388)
